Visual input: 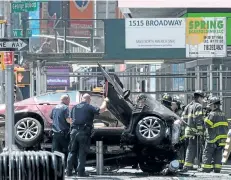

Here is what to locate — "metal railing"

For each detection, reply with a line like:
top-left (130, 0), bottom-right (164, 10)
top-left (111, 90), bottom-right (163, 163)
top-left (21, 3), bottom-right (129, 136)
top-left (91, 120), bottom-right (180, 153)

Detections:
top-left (22, 19), bottom-right (105, 54)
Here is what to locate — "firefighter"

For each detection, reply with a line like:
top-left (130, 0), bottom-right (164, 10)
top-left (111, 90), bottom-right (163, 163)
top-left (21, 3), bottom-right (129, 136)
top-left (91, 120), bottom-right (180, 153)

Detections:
top-left (171, 96), bottom-right (186, 169)
top-left (200, 96), bottom-right (228, 173)
top-left (172, 95), bottom-right (183, 116)
top-left (161, 93), bottom-right (173, 110)
top-left (183, 90), bottom-right (205, 171)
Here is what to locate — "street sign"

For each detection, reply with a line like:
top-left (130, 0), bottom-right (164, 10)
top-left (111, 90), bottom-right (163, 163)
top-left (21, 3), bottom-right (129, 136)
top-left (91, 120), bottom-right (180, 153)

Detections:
top-left (4, 52), bottom-right (14, 65)
top-left (0, 52), bottom-right (5, 70)
top-left (13, 29), bottom-right (32, 37)
top-left (11, 2), bottom-right (38, 13)
top-left (0, 38), bottom-right (29, 51)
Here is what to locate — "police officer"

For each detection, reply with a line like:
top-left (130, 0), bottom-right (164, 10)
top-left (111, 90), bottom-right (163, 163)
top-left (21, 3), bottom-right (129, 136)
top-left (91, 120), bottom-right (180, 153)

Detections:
top-left (161, 93), bottom-right (173, 110)
top-left (50, 94), bottom-right (71, 159)
top-left (66, 93), bottom-right (108, 177)
top-left (200, 96), bottom-right (228, 173)
top-left (183, 90), bottom-right (205, 171)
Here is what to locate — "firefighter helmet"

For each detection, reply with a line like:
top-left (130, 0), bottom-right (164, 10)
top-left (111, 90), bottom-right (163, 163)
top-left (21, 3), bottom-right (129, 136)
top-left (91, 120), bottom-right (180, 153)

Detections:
top-left (194, 90), bottom-right (205, 98)
top-left (161, 93), bottom-right (172, 103)
top-left (208, 96), bottom-right (221, 105)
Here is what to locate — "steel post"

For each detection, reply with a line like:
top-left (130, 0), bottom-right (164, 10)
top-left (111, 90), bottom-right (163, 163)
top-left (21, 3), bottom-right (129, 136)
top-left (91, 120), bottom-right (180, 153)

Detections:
top-left (209, 64), bottom-right (213, 96)
top-left (219, 64), bottom-right (223, 110)
top-left (94, 0), bottom-right (97, 36)
top-left (96, 141), bottom-right (104, 175)
top-left (0, 69), bottom-right (5, 104)
top-left (5, 64), bottom-right (15, 149)
top-left (105, 0), bottom-right (109, 19)
top-left (30, 63), bottom-right (34, 97)
top-left (36, 60), bottom-right (41, 95)
top-left (195, 66), bottom-right (200, 90)
top-left (64, 20), bottom-right (67, 54)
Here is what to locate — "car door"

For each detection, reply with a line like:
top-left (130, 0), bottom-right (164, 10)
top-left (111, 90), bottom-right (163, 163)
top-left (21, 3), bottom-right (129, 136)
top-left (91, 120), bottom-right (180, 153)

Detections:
top-left (97, 63), bottom-right (133, 127)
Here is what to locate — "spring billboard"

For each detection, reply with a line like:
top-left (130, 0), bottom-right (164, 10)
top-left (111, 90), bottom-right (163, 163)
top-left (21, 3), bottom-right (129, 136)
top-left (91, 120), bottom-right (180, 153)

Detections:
top-left (186, 17), bottom-right (226, 58)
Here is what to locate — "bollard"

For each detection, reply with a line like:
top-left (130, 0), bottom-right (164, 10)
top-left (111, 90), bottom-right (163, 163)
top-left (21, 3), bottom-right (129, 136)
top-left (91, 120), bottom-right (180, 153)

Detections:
top-left (96, 141), bottom-right (104, 175)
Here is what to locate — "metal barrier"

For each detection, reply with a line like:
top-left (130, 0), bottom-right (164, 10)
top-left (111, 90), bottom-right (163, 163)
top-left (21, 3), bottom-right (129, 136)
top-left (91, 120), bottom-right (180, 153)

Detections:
top-left (24, 19), bottom-right (105, 54)
top-left (0, 150), bottom-right (65, 180)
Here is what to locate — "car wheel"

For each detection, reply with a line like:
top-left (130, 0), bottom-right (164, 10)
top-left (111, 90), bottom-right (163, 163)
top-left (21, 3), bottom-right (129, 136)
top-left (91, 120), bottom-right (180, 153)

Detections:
top-left (135, 116), bottom-right (165, 145)
top-left (15, 117), bottom-right (43, 148)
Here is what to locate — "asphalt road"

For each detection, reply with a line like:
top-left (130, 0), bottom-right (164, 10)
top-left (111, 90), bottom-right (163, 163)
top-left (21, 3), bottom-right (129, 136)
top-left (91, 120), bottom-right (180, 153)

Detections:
top-left (65, 165), bottom-right (231, 180)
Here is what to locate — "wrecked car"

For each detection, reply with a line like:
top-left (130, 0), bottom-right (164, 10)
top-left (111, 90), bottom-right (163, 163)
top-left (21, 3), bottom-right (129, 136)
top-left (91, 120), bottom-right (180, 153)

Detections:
top-left (0, 63), bottom-right (182, 174)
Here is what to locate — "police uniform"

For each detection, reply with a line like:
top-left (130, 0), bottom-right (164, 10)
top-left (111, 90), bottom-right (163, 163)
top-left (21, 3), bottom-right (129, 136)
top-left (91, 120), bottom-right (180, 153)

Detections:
top-left (66, 102), bottom-right (100, 177)
top-left (50, 103), bottom-right (70, 157)
top-left (201, 97), bottom-right (228, 173)
top-left (183, 91), bottom-right (205, 170)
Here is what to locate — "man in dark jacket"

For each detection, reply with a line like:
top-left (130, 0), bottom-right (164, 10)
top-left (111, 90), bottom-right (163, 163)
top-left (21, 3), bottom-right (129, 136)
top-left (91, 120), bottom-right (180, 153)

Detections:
top-left (200, 96), bottom-right (228, 173)
top-left (66, 93), bottom-right (108, 177)
top-left (50, 94), bottom-right (71, 161)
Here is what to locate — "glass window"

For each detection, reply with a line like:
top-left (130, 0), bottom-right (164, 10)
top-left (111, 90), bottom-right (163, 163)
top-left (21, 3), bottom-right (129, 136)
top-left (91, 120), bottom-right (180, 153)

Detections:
top-left (35, 91), bottom-right (78, 102)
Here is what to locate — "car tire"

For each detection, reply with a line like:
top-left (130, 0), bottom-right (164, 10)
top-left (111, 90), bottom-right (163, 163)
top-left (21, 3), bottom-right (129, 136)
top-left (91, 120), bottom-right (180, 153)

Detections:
top-left (14, 117), bottom-right (43, 148)
top-left (135, 116), bottom-right (165, 145)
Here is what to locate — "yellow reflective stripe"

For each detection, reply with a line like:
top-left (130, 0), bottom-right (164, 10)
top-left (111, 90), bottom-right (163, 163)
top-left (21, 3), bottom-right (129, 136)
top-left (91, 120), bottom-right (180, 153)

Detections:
top-left (219, 143), bottom-right (226, 146)
top-left (195, 111), bottom-right (203, 116)
top-left (227, 118), bottom-right (231, 121)
top-left (212, 122), bottom-right (228, 128)
top-left (201, 164), bottom-right (213, 168)
top-left (178, 160), bottom-right (184, 163)
top-left (204, 118), bottom-right (213, 126)
top-left (185, 127), bottom-right (198, 132)
top-left (214, 164), bottom-right (222, 169)
top-left (184, 162), bottom-right (193, 167)
top-left (180, 135), bottom-right (185, 141)
top-left (209, 135), bottom-right (228, 143)
top-left (197, 126), bottom-right (203, 130)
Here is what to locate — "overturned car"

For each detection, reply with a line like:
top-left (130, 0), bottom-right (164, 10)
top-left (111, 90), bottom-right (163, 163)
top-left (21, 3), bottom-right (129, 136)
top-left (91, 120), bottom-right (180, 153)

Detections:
top-left (87, 64), bottom-right (182, 173)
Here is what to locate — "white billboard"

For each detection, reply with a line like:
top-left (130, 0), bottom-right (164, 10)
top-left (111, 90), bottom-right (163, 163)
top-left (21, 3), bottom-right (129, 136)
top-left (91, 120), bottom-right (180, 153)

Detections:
top-left (118, 0), bottom-right (231, 8)
top-left (125, 18), bottom-right (185, 49)
top-left (186, 17), bottom-right (226, 58)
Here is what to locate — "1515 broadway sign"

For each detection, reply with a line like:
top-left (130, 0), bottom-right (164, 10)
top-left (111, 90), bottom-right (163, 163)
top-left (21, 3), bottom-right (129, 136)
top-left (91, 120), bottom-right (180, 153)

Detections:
top-left (186, 17), bottom-right (226, 58)
top-left (125, 18), bottom-right (186, 49)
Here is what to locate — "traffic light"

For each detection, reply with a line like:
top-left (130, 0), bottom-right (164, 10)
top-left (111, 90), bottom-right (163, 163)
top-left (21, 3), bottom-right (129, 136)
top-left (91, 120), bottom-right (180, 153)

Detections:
top-left (14, 54), bottom-right (19, 65)
top-left (0, 52), bottom-right (5, 70)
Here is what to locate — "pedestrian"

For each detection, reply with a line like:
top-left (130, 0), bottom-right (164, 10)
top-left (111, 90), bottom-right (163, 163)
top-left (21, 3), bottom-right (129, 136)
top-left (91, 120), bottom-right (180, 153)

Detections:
top-left (200, 96), bottom-right (228, 173)
top-left (160, 93), bottom-right (173, 110)
top-left (183, 90), bottom-right (205, 171)
top-left (66, 93), bottom-right (109, 177)
top-left (50, 94), bottom-right (71, 161)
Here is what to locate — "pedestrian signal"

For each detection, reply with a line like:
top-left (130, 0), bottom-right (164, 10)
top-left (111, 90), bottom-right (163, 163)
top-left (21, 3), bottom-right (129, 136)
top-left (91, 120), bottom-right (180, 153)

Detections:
top-left (16, 71), bottom-right (30, 85)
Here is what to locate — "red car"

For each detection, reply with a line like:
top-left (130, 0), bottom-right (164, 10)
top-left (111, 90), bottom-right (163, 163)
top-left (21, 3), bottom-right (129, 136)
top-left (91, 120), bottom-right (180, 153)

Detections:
top-left (0, 90), bottom-right (121, 149)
